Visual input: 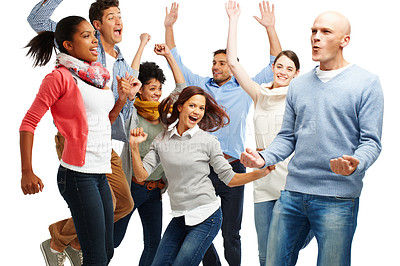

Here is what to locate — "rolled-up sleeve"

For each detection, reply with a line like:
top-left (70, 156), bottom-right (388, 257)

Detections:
top-left (142, 138), bottom-right (162, 178)
top-left (27, 0), bottom-right (63, 33)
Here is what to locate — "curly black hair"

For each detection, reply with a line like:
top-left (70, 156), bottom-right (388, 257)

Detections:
top-left (89, 0), bottom-right (119, 25)
top-left (138, 61), bottom-right (166, 87)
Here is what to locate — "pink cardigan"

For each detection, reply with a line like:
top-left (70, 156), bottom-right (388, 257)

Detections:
top-left (20, 66), bottom-right (88, 166)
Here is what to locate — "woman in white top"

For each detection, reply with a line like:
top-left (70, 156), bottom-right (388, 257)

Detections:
top-left (129, 86), bottom-right (275, 265)
top-left (225, 2), bottom-right (306, 265)
top-left (19, 16), bottom-right (140, 265)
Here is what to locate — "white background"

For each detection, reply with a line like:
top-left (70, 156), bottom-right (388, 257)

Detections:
top-left (1, 0), bottom-right (399, 265)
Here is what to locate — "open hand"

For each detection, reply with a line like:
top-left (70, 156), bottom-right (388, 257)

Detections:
top-left (225, 1), bottom-right (241, 20)
top-left (165, 2), bottom-right (179, 28)
top-left (254, 1), bottom-right (275, 28)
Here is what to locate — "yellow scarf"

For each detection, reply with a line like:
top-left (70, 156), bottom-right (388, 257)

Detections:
top-left (134, 98), bottom-right (160, 121)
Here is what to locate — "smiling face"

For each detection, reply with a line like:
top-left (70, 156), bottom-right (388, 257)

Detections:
top-left (311, 12), bottom-right (350, 70)
top-left (63, 20), bottom-right (98, 62)
top-left (94, 6), bottom-right (123, 45)
top-left (271, 55), bottom-right (299, 89)
top-left (177, 94), bottom-right (206, 135)
top-left (139, 78), bottom-right (162, 102)
top-left (212, 53), bottom-right (232, 86)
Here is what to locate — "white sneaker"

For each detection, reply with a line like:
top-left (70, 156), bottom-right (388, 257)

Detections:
top-left (40, 239), bottom-right (67, 266)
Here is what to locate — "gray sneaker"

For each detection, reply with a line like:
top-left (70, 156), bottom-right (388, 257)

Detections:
top-left (65, 245), bottom-right (83, 266)
top-left (40, 239), bottom-right (67, 266)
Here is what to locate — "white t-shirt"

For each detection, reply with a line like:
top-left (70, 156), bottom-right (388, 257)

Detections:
top-left (315, 64), bottom-right (353, 83)
top-left (61, 77), bottom-right (114, 174)
top-left (105, 52), bottom-right (117, 89)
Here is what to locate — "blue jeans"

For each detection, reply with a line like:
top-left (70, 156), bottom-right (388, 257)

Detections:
top-left (254, 200), bottom-right (276, 266)
top-left (255, 200), bottom-right (315, 266)
top-left (267, 190), bottom-right (359, 266)
top-left (57, 166), bottom-right (114, 266)
top-left (113, 182), bottom-right (162, 266)
top-left (202, 160), bottom-right (245, 266)
top-left (151, 208), bottom-right (222, 266)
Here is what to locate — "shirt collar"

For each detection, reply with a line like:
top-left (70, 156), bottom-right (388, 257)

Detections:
top-left (209, 76), bottom-right (237, 87)
top-left (168, 121), bottom-right (200, 138)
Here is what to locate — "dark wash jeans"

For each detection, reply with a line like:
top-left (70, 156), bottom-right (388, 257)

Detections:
top-left (202, 160), bottom-right (245, 266)
top-left (113, 182), bottom-right (162, 266)
top-left (57, 165), bottom-right (114, 265)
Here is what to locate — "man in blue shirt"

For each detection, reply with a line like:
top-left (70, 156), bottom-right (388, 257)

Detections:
top-left (241, 11), bottom-right (383, 266)
top-left (164, 3), bottom-right (280, 265)
top-left (28, 1), bottom-right (136, 265)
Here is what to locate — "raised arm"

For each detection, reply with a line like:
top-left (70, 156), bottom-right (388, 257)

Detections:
top-left (154, 43), bottom-right (185, 85)
top-left (164, 2), bottom-right (179, 50)
top-left (254, 1), bottom-right (282, 57)
top-left (27, 0), bottom-right (63, 33)
top-left (226, 1), bottom-right (262, 102)
top-left (131, 33), bottom-right (151, 71)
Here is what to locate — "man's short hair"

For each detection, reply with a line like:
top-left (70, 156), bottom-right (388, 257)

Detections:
top-left (213, 49), bottom-right (239, 62)
top-left (89, 0), bottom-right (119, 25)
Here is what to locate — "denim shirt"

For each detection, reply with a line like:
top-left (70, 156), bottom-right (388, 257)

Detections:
top-left (27, 0), bottom-right (134, 142)
top-left (96, 31), bottom-right (135, 142)
top-left (171, 47), bottom-right (275, 159)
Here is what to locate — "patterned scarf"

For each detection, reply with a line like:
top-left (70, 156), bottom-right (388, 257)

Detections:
top-left (55, 53), bottom-right (110, 89)
top-left (134, 97), bottom-right (161, 121)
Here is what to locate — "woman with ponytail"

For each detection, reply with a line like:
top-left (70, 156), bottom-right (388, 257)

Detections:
top-left (19, 16), bottom-right (141, 266)
top-left (128, 86), bottom-right (276, 265)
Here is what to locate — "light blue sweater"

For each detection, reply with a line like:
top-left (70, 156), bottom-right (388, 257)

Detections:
top-left (260, 65), bottom-right (384, 198)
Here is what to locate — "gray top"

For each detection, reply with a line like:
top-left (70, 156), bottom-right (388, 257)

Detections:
top-left (136, 115), bottom-right (164, 181)
top-left (142, 126), bottom-right (236, 213)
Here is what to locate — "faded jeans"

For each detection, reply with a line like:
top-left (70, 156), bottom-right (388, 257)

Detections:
top-left (254, 200), bottom-right (315, 266)
top-left (266, 190), bottom-right (359, 266)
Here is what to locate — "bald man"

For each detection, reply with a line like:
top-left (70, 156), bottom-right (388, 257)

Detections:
top-left (240, 11), bottom-right (383, 266)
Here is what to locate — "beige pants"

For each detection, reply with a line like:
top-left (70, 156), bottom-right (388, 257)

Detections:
top-left (50, 132), bottom-right (134, 251)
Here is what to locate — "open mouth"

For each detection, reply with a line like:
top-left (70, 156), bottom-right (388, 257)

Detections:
top-left (213, 70), bottom-right (221, 76)
top-left (189, 116), bottom-right (199, 123)
top-left (90, 47), bottom-right (99, 56)
top-left (276, 74), bottom-right (287, 81)
top-left (114, 28), bottom-right (122, 36)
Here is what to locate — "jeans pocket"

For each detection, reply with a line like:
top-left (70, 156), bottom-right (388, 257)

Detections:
top-left (57, 166), bottom-right (67, 195)
top-left (334, 196), bottom-right (355, 201)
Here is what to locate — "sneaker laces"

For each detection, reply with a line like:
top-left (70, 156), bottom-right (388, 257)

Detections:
top-left (56, 252), bottom-right (67, 266)
top-left (78, 250), bottom-right (83, 265)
